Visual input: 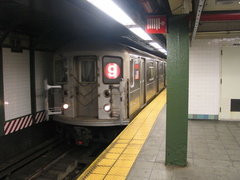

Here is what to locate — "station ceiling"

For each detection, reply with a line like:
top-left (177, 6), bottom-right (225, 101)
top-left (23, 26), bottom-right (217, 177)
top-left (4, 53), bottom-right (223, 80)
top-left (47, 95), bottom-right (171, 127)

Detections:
top-left (0, 0), bottom-right (239, 55)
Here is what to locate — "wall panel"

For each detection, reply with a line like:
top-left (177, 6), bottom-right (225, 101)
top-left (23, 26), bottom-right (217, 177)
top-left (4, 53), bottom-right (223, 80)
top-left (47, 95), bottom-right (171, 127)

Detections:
top-left (3, 48), bottom-right (31, 121)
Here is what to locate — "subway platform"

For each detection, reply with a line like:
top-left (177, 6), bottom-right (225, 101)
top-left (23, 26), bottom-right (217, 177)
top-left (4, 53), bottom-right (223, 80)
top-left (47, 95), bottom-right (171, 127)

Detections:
top-left (78, 89), bottom-right (240, 180)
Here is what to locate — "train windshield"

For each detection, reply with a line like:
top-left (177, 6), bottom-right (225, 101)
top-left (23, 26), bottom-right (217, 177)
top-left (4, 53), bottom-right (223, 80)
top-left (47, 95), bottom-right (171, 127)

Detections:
top-left (81, 61), bottom-right (95, 82)
top-left (75, 56), bottom-right (97, 83)
top-left (54, 58), bottom-right (68, 84)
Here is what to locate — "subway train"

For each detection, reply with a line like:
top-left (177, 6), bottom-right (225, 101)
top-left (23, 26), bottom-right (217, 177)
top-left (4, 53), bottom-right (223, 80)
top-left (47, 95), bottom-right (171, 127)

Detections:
top-left (45, 39), bottom-right (166, 145)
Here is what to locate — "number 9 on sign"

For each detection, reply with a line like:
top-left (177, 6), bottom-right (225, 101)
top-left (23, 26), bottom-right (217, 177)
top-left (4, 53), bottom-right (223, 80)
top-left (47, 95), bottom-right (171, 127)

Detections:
top-left (104, 63), bottom-right (120, 79)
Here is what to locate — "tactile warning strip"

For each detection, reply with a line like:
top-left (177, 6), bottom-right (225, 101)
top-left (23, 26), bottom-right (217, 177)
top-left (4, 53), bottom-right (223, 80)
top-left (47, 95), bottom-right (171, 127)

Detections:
top-left (77, 89), bottom-right (166, 180)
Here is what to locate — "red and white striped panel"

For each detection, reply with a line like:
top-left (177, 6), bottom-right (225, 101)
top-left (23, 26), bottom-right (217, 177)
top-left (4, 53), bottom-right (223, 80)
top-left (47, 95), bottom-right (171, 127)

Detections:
top-left (4, 111), bottom-right (48, 135)
top-left (4, 115), bottom-right (33, 135)
top-left (35, 111), bottom-right (47, 124)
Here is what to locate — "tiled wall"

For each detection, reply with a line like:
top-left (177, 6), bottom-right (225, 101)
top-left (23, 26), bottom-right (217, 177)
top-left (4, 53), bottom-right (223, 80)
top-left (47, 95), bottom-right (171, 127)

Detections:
top-left (3, 48), bottom-right (53, 122)
top-left (189, 37), bottom-right (240, 120)
top-left (3, 48), bottom-right (31, 120)
top-left (2, 48), bottom-right (53, 135)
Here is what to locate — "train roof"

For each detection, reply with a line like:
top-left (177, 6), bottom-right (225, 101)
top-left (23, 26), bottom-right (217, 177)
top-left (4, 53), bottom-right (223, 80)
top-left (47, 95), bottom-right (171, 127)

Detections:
top-left (120, 44), bottom-right (165, 61)
top-left (55, 38), bottom-right (123, 53)
top-left (54, 38), bottom-right (166, 61)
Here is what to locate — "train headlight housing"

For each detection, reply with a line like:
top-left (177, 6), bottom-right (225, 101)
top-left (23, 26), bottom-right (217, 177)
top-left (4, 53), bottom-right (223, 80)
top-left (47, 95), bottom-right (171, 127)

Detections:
top-left (103, 104), bottom-right (111, 112)
top-left (63, 89), bottom-right (69, 96)
top-left (63, 103), bottom-right (69, 110)
top-left (103, 89), bottom-right (111, 98)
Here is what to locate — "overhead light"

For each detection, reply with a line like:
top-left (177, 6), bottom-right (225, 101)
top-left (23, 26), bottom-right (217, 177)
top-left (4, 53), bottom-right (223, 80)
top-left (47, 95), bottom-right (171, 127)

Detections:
top-left (149, 42), bottom-right (167, 54)
top-left (87, 0), bottom-right (135, 26)
top-left (130, 27), bottom-right (152, 41)
top-left (86, 0), bottom-right (167, 55)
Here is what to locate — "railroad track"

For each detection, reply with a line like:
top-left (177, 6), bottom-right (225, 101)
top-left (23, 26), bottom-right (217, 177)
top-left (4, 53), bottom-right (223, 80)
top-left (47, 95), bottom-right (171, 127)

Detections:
top-left (1, 138), bottom-right (109, 180)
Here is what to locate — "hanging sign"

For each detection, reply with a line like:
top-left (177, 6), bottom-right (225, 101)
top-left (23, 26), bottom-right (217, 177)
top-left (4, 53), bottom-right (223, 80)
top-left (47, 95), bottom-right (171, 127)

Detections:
top-left (146, 15), bottom-right (167, 34)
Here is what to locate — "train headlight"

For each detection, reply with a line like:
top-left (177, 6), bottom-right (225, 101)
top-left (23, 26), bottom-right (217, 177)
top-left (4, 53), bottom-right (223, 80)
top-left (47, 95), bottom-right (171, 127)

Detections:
top-left (103, 104), bottom-right (111, 112)
top-left (63, 103), bottom-right (69, 110)
top-left (104, 89), bottom-right (111, 98)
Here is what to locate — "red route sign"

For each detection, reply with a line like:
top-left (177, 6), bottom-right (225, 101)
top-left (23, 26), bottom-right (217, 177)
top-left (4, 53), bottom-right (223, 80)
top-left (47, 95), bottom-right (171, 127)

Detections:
top-left (146, 15), bottom-right (167, 34)
top-left (104, 63), bottom-right (121, 79)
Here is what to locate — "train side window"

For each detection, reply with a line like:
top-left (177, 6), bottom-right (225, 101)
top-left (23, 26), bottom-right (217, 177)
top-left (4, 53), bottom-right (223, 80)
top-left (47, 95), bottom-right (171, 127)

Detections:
top-left (147, 61), bottom-right (154, 82)
top-left (54, 58), bottom-right (67, 84)
top-left (159, 62), bottom-right (163, 74)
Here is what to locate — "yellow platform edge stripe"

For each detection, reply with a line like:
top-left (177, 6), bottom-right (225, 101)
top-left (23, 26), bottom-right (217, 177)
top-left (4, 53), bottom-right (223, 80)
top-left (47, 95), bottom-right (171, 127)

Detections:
top-left (78, 89), bottom-right (166, 180)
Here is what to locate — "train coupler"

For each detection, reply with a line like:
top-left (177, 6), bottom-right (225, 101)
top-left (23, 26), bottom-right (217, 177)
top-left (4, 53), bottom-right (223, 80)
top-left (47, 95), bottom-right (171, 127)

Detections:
top-left (74, 127), bottom-right (92, 146)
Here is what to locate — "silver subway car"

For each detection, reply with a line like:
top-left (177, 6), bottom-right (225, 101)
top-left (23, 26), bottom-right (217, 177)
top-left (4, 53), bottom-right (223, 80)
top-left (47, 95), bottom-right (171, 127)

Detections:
top-left (48, 40), bottom-right (166, 144)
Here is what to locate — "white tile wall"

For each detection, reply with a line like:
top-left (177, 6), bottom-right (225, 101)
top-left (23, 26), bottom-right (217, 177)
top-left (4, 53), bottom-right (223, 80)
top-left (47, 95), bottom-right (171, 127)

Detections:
top-left (35, 51), bottom-right (53, 112)
top-left (3, 48), bottom-right (31, 121)
top-left (189, 37), bottom-right (240, 117)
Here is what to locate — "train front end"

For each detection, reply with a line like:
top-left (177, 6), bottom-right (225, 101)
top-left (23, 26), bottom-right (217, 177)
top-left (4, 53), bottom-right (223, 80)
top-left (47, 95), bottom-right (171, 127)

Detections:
top-left (45, 44), bottom-right (129, 145)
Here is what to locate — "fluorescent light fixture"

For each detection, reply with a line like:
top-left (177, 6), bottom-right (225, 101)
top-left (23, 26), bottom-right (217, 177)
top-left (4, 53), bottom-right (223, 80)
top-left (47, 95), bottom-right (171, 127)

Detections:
top-left (149, 42), bottom-right (167, 54)
top-left (87, 0), bottom-right (135, 26)
top-left (86, 0), bottom-right (167, 55)
top-left (149, 42), bottom-right (162, 49)
top-left (130, 27), bottom-right (152, 41)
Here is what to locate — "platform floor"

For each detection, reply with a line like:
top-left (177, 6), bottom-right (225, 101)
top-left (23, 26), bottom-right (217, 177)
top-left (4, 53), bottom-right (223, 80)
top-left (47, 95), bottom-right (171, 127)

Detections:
top-left (78, 89), bottom-right (240, 179)
top-left (127, 106), bottom-right (240, 180)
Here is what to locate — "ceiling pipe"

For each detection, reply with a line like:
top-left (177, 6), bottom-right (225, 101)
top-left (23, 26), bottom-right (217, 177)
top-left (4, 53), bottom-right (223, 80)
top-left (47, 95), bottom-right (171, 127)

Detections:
top-left (138, 0), bottom-right (155, 14)
top-left (191, 0), bottom-right (205, 45)
top-left (200, 13), bottom-right (240, 21)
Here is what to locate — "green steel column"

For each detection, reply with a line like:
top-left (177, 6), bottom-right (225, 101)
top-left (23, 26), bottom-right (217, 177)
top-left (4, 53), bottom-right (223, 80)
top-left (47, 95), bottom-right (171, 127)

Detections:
top-left (165, 15), bottom-right (189, 166)
top-left (0, 47), bottom-right (5, 136)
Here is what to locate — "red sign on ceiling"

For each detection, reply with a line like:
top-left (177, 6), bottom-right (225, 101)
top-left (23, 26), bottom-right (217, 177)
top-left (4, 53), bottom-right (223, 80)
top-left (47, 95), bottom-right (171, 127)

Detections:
top-left (146, 15), bottom-right (167, 34)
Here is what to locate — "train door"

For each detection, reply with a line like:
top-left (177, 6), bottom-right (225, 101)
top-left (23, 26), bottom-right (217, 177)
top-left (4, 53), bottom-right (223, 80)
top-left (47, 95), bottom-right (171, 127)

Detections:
top-left (164, 62), bottom-right (167, 87)
top-left (140, 58), bottom-right (146, 107)
top-left (74, 56), bottom-right (98, 118)
top-left (158, 61), bottom-right (164, 91)
top-left (156, 61), bottom-right (160, 92)
top-left (220, 46), bottom-right (240, 121)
